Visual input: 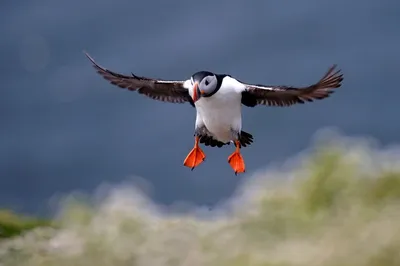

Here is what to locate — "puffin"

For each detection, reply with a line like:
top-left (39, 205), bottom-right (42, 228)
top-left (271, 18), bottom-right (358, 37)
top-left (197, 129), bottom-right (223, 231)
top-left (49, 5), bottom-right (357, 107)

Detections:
top-left (84, 52), bottom-right (343, 175)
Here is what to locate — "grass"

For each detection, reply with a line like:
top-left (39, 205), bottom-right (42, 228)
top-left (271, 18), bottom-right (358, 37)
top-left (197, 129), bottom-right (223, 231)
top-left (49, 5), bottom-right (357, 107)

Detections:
top-left (1, 132), bottom-right (400, 265)
top-left (0, 210), bottom-right (53, 239)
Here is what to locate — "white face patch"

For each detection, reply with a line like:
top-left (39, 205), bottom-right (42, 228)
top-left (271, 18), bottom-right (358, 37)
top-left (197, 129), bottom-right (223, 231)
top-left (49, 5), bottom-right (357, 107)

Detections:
top-left (198, 75), bottom-right (218, 96)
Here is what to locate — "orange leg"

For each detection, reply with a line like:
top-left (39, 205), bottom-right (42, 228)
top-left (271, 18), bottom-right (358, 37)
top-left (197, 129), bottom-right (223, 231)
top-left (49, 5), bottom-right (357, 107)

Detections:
top-left (227, 140), bottom-right (246, 175)
top-left (183, 136), bottom-right (206, 170)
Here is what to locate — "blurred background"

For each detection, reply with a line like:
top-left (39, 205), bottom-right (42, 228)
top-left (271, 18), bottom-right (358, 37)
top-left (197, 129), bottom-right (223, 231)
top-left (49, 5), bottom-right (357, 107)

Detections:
top-left (1, 0), bottom-right (399, 217)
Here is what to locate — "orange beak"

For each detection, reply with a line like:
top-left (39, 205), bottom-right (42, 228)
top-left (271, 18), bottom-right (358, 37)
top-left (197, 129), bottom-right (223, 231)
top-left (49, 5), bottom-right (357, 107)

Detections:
top-left (192, 82), bottom-right (200, 103)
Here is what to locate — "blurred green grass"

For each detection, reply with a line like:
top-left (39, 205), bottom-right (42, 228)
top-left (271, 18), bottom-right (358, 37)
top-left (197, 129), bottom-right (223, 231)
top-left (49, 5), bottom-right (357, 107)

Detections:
top-left (1, 137), bottom-right (400, 266)
top-left (0, 210), bottom-right (53, 239)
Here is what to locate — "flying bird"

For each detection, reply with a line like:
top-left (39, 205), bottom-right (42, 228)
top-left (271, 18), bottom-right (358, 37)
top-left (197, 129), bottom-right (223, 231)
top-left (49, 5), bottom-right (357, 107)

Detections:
top-left (84, 52), bottom-right (343, 175)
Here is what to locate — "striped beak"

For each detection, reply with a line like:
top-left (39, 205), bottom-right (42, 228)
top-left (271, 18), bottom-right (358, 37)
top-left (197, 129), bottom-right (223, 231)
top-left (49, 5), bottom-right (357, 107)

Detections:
top-left (192, 82), bottom-right (201, 103)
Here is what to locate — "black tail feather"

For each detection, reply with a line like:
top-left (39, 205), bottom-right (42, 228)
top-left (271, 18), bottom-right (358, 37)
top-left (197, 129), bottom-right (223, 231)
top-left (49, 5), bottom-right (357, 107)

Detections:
top-left (199, 135), bottom-right (225, 148)
top-left (239, 131), bottom-right (254, 147)
top-left (199, 130), bottom-right (254, 148)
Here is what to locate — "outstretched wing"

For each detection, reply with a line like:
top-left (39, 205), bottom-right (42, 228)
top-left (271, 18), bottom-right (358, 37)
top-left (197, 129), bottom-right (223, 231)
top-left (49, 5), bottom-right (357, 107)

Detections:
top-left (240, 65), bottom-right (343, 107)
top-left (85, 52), bottom-right (194, 106)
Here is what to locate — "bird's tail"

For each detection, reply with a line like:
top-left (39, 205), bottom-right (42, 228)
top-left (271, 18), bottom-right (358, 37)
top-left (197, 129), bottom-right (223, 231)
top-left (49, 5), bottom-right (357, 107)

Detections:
top-left (239, 131), bottom-right (254, 147)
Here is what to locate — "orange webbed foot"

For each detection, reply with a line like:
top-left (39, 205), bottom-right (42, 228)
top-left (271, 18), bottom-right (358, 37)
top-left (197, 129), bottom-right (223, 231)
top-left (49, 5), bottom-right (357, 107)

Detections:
top-left (228, 140), bottom-right (246, 175)
top-left (183, 145), bottom-right (206, 170)
top-left (228, 151), bottom-right (246, 175)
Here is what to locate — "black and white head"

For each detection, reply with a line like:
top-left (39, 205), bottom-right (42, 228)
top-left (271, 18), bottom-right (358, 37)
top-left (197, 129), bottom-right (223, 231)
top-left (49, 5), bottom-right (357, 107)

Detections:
top-left (185, 71), bottom-right (223, 103)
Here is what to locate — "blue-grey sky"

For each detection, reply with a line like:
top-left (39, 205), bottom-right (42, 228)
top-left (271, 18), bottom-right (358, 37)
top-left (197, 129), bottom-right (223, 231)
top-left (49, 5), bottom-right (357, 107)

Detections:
top-left (1, 0), bottom-right (399, 216)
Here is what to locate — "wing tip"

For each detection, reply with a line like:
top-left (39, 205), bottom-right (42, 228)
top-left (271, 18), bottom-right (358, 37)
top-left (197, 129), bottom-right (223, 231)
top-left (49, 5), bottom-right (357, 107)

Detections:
top-left (83, 50), bottom-right (112, 78)
top-left (320, 64), bottom-right (344, 89)
top-left (83, 50), bottom-right (98, 66)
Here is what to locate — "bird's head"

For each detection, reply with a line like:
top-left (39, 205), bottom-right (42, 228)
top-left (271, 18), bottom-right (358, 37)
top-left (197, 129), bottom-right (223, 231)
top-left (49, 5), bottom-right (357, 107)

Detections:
top-left (189, 71), bottom-right (218, 103)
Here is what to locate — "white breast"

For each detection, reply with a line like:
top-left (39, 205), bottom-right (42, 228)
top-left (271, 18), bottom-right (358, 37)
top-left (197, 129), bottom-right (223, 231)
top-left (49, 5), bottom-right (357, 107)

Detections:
top-left (195, 77), bottom-right (245, 143)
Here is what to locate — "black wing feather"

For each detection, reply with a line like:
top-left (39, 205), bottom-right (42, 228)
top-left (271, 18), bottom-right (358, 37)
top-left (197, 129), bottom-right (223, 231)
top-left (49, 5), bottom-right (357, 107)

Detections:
top-left (242, 65), bottom-right (343, 107)
top-left (84, 52), bottom-right (194, 106)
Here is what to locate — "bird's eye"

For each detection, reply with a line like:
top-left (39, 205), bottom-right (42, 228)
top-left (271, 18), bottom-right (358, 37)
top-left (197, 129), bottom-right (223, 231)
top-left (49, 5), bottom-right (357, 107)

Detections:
top-left (205, 79), bottom-right (209, 86)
